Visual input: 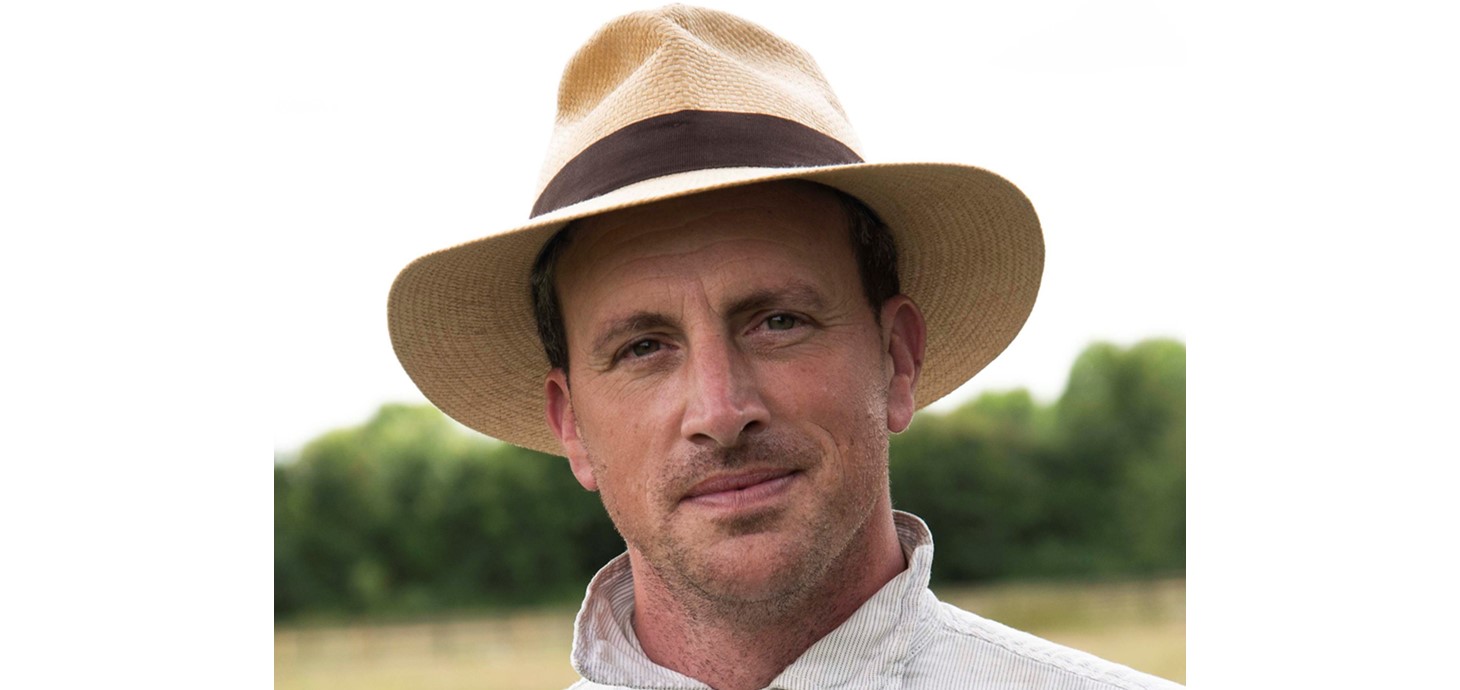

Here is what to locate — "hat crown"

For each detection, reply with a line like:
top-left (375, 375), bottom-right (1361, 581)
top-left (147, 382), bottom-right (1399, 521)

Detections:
top-left (535, 4), bottom-right (864, 201)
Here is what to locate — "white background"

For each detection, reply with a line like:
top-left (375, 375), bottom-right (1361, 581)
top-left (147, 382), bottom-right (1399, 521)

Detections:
top-left (2, 0), bottom-right (1457, 687)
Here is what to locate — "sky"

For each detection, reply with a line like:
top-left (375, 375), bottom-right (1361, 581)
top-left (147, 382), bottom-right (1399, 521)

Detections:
top-left (4, 1), bottom-right (1458, 687)
top-left (264, 0), bottom-right (1199, 452)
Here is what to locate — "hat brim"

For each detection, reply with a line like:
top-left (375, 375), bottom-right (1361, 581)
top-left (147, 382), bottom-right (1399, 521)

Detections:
top-left (388, 162), bottom-right (1043, 455)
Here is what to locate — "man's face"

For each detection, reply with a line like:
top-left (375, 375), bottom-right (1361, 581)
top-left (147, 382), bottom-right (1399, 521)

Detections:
top-left (544, 181), bottom-right (923, 605)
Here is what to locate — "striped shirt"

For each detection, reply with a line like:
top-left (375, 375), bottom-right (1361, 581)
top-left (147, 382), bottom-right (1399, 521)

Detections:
top-left (569, 511), bottom-right (1183, 689)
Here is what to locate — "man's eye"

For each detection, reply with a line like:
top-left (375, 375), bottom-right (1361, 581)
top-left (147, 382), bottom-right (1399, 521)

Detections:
top-left (627, 339), bottom-right (661, 358)
top-left (765, 314), bottom-right (800, 331)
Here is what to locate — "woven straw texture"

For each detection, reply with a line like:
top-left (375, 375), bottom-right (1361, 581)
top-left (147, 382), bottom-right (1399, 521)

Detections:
top-left (535, 5), bottom-right (861, 193)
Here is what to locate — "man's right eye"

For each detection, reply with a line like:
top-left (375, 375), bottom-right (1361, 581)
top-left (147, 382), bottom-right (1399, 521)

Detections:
top-left (626, 339), bottom-right (661, 358)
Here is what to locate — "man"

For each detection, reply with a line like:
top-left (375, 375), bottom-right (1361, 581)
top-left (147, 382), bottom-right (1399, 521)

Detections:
top-left (389, 5), bottom-right (1181, 689)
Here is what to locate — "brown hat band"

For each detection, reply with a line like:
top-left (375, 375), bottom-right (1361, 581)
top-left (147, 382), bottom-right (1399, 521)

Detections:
top-left (531, 109), bottom-right (865, 217)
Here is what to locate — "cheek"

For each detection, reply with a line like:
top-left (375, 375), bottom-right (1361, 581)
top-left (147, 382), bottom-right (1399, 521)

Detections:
top-left (773, 362), bottom-right (889, 469)
top-left (584, 441), bottom-right (657, 540)
top-left (773, 348), bottom-right (887, 418)
top-left (574, 383), bottom-right (680, 501)
top-left (576, 373), bottom-right (674, 442)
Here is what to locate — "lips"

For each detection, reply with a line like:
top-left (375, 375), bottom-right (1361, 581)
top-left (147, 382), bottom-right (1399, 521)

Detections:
top-left (681, 469), bottom-right (800, 508)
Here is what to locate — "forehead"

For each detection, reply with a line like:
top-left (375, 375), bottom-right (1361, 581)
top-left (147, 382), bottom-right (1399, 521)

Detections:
top-left (555, 181), bottom-right (856, 305)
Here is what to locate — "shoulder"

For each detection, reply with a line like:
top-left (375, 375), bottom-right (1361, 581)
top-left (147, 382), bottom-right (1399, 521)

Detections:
top-left (907, 600), bottom-right (1184, 690)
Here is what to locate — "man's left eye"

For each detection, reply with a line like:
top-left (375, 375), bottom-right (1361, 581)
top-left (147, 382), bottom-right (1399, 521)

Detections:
top-left (764, 314), bottom-right (800, 331)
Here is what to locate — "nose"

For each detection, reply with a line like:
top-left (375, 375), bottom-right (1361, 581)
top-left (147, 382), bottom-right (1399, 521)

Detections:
top-left (679, 336), bottom-right (769, 447)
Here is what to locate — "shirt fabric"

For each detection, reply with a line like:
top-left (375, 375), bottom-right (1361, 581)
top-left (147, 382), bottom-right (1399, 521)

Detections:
top-left (568, 511), bottom-right (1183, 690)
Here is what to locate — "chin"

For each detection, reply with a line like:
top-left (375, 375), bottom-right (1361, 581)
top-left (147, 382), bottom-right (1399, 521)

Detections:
top-left (675, 528), bottom-right (834, 605)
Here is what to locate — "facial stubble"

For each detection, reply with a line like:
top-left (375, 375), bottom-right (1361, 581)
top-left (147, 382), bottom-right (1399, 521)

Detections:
top-left (583, 408), bottom-right (892, 629)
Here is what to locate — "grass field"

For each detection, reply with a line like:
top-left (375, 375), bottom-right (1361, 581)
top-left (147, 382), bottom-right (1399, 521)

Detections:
top-left (275, 577), bottom-right (1184, 689)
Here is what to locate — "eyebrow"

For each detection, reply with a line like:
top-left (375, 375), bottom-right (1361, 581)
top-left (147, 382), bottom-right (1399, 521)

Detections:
top-left (586, 281), bottom-right (829, 358)
top-left (723, 281), bottom-right (827, 320)
top-left (589, 312), bottom-right (678, 358)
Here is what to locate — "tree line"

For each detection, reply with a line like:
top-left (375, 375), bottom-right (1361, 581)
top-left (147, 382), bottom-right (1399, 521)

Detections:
top-left (275, 338), bottom-right (1184, 621)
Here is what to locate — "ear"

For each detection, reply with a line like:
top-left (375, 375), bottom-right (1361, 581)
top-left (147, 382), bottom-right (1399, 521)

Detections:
top-left (545, 369), bottom-right (598, 492)
top-left (880, 295), bottom-right (926, 434)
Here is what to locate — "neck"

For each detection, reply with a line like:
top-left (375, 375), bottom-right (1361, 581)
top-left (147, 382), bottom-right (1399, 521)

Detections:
top-left (628, 507), bottom-right (906, 690)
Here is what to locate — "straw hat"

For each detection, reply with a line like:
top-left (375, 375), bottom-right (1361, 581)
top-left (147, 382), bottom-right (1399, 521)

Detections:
top-left (388, 4), bottom-right (1044, 455)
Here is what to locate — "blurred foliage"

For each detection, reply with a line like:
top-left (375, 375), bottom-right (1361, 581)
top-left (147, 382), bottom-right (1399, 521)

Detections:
top-left (275, 339), bottom-right (1185, 621)
top-left (891, 338), bottom-right (1185, 584)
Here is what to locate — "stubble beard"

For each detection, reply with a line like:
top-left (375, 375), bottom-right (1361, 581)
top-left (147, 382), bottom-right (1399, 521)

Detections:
top-left (590, 418), bottom-right (891, 631)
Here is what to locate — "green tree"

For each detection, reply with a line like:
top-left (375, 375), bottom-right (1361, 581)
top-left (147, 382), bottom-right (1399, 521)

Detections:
top-left (275, 339), bottom-right (1185, 619)
top-left (1043, 338), bottom-right (1186, 574)
top-left (891, 389), bottom-right (1051, 582)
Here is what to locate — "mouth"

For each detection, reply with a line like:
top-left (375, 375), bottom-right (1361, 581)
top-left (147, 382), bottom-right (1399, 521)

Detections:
top-left (681, 469), bottom-right (801, 510)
